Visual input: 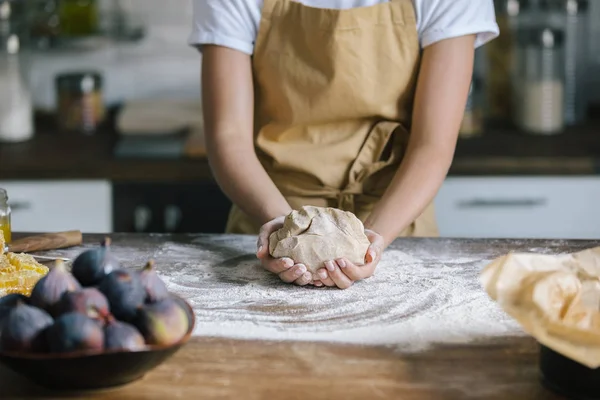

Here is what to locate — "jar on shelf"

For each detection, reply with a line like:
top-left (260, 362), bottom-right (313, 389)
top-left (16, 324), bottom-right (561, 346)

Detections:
top-left (55, 71), bottom-right (105, 134)
top-left (514, 26), bottom-right (565, 135)
top-left (0, 188), bottom-right (11, 244)
top-left (540, 0), bottom-right (590, 126)
top-left (486, 0), bottom-right (534, 121)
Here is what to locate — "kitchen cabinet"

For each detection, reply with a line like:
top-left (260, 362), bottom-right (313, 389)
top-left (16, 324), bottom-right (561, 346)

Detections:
top-left (0, 180), bottom-right (112, 233)
top-left (434, 176), bottom-right (600, 239)
top-left (112, 182), bottom-right (232, 234)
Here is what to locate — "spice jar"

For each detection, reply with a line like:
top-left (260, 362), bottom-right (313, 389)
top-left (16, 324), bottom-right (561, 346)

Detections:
top-left (514, 27), bottom-right (565, 135)
top-left (0, 188), bottom-right (11, 244)
top-left (55, 71), bottom-right (105, 134)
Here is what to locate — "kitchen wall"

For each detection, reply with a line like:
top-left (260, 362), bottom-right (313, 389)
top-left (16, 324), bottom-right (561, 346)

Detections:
top-left (29, 0), bottom-right (200, 111)
top-left (28, 0), bottom-right (600, 110)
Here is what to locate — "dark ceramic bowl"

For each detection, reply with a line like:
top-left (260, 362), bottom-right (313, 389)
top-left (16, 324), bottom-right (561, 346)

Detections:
top-left (539, 344), bottom-right (600, 400)
top-left (0, 295), bottom-right (195, 392)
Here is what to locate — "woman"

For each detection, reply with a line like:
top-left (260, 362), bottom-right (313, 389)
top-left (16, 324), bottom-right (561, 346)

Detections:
top-left (190, 0), bottom-right (499, 289)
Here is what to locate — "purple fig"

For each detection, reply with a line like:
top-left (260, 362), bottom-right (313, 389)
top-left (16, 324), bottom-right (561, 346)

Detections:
top-left (46, 312), bottom-right (104, 353)
top-left (103, 314), bottom-right (146, 352)
top-left (98, 269), bottom-right (145, 322)
top-left (30, 260), bottom-right (81, 315)
top-left (0, 301), bottom-right (53, 352)
top-left (138, 260), bottom-right (169, 303)
top-left (72, 237), bottom-right (120, 286)
top-left (0, 293), bottom-right (28, 308)
top-left (134, 297), bottom-right (189, 346)
top-left (55, 288), bottom-right (110, 320)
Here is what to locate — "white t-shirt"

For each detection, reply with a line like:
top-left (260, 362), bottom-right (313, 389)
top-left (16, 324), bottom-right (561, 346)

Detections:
top-left (189, 0), bottom-right (500, 54)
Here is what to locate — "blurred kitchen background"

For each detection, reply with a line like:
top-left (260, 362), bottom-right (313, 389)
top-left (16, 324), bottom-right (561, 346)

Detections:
top-left (1, 0), bottom-right (600, 240)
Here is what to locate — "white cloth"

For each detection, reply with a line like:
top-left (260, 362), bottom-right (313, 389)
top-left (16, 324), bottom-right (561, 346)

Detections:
top-left (189, 0), bottom-right (499, 53)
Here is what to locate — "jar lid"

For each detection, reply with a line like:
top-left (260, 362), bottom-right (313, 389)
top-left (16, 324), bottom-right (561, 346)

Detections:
top-left (540, 0), bottom-right (589, 13)
top-left (55, 72), bottom-right (103, 94)
top-left (518, 27), bottom-right (565, 48)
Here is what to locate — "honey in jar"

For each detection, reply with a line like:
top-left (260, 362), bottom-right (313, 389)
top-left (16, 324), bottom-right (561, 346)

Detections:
top-left (0, 188), bottom-right (11, 244)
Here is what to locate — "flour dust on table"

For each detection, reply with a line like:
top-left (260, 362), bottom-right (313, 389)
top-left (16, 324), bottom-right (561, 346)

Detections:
top-left (51, 235), bottom-right (528, 351)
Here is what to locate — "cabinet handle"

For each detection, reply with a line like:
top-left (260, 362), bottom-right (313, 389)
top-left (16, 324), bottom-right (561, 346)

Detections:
top-left (164, 205), bottom-right (182, 233)
top-left (457, 198), bottom-right (547, 208)
top-left (134, 205), bottom-right (152, 232)
top-left (9, 201), bottom-right (31, 211)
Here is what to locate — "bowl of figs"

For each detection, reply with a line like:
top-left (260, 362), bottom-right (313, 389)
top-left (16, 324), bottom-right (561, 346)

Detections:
top-left (0, 238), bottom-right (195, 391)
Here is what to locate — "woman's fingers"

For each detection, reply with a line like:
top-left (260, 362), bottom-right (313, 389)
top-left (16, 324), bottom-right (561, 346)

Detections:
top-left (324, 261), bottom-right (353, 289)
top-left (336, 258), bottom-right (375, 281)
top-left (278, 263), bottom-right (308, 283)
top-left (256, 216), bottom-right (285, 256)
top-left (364, 229), bottom-right (384, 263)
top-left (292, 271), bottom-right (313, 286)
top-left (262, 257), bottom-right (294, 274)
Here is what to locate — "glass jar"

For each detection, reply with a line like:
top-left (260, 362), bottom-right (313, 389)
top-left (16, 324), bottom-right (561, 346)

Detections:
top-left (514, 27), bottom-right (565, 135)
top-left (58, 0), bottom-right (99, 37)
top-left (486, 0), bottom-right (536, 121)
top-left (55, 71), bottom-right (105, 134)
top-left (541, 0), bottom-right (590, 125)
top-left (0, 188), bottom-right (11, 244)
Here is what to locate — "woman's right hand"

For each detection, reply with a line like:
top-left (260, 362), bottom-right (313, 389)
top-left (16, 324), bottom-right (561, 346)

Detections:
top-left (256, 216), bottom-right (313, 286)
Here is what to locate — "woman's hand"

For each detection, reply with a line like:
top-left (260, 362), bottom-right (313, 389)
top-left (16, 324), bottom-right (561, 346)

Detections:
top-left (256, 216), bottom-right (313, 286)
top-left (315, 229), bottom-right (384, 289)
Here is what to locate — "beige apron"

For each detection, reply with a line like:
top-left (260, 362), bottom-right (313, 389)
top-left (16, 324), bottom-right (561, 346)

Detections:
top-left (225, 0), bottom-right (439, 237)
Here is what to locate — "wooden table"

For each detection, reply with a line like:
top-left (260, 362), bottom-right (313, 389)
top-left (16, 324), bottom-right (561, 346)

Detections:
top-left (2, 233), bottom-right (596, 399)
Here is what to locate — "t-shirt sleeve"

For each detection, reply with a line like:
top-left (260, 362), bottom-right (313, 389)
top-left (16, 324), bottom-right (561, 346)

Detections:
top-left (414, 0), bottom-right (500, 49)
top-left (188, 0), bottom-right (260, 55)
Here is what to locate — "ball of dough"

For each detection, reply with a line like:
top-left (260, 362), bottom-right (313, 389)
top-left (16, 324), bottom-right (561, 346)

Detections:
top-left (268, 206), bottom-right (371, 277)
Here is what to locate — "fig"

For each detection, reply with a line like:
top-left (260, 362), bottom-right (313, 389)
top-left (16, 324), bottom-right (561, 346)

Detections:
top-left (134, 297), bottom-right (189, 346)
top-left (71, 237), bottom-right (120, 287)
top-left (98, 269), bottom-right (146, 322)
top-left (55, 288), bottom-right (110, 320)
top-left (30, 260), bottom-right (81, 315)
top-left (138, 260), bottom-right (169, 303)
top-left (103, 314), bottom-right (146, 352)
top-left (0, 293), bottom-right (28, 308)
top-left (0, 294), bottom-right (29, 329)
top-left (47, 312), bottom-right (104, 353)
top-left (0, 301), bottom-right (53, 352)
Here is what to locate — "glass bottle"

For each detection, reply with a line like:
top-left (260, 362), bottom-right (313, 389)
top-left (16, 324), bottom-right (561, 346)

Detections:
top-left (0, 188), bottom-right (11, 244)
top-left (0, 1), bottom-right (33, 143)
top-left (460, 77), bottom-right (483, 138)
top-left (514, 27), bottom-right (565, 134)
top-left (541, 0), bottom-right (590, 125)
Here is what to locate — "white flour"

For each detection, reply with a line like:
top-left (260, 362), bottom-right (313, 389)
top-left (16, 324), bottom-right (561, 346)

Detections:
top-left (154, 236), bottom-right (525, 350)
top-left (52, 235), bottom-right (528, 351)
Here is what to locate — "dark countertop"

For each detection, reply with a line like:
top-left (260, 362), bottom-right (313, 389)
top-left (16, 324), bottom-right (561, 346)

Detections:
top-left (1, 115), bottom-right (600, 182)
top-left (2, 232), bottom-right (597, 399)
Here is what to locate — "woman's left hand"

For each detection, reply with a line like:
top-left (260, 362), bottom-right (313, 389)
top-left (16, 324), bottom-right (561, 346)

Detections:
top-left (312, 229), bottom-right (384, 289)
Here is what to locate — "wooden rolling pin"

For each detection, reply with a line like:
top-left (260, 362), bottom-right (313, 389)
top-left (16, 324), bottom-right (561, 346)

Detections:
top-left (4, 230), bottom-right (82, 254)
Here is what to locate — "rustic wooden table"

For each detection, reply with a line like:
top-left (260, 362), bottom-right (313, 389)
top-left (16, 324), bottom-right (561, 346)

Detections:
top-left (2, 233), bottom-right (595, 399)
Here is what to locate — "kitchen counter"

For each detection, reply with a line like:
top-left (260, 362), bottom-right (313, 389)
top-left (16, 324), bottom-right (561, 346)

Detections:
top-left (2, 117), bottom-right (600, 182)
top-left (1, 232), bottom-right (597, 399)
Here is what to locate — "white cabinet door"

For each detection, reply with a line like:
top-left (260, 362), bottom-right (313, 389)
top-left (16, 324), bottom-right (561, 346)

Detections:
top-left (0, 180), bottom-right (112, 234)
top-left (434, 177), bottom-right (600, 239)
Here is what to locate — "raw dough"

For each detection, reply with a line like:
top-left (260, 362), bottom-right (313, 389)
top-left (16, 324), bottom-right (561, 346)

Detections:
top-left (269, 206), bottom-right (370, 277)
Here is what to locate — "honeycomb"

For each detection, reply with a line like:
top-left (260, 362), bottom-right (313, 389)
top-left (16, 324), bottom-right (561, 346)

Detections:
top-left (0, 231), bottom-right (49, 297)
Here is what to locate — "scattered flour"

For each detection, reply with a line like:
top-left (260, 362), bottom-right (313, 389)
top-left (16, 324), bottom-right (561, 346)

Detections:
top-left (153, 236), bottom-right (524, 350)
top-left (50, 235), bottom-right (527, 351)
